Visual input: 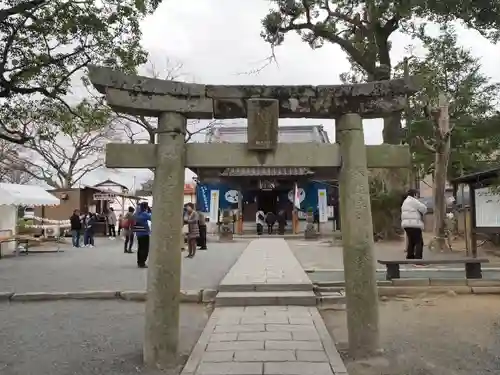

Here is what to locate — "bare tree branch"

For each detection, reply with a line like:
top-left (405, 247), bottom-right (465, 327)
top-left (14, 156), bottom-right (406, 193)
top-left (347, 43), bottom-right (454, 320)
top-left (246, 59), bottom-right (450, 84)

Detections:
top-left (3, 99), bottom-right (117, 188)
top-left (103, 57), bottom-right (223, 145)
top-left (416, 135), bottom-right (436, 153)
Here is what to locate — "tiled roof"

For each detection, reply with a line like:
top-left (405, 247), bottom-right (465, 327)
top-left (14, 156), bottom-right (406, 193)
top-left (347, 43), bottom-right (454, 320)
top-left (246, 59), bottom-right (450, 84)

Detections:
top-left (206, 125), bottom-right (330, 144)
top-left (220, 167), bottom-right (313, 177)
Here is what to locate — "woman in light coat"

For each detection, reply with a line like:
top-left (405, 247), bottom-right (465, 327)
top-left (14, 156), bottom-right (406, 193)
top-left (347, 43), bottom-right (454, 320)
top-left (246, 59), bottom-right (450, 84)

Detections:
top-left (185, 203), bottom-right (199, 258)
top-left (401, 189), bottom-right (427, 260)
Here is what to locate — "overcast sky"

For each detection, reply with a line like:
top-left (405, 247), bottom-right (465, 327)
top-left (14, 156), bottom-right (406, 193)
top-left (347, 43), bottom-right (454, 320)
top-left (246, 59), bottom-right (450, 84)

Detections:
top-left (88, 0), bottom-right (500, 189)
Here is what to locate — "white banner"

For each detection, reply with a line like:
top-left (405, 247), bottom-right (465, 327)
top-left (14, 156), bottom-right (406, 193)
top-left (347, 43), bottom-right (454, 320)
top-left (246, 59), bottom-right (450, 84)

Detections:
top-left (318, 189), bottom-right (328, 223)
top-left (209, 190), bottom-right (220, 223)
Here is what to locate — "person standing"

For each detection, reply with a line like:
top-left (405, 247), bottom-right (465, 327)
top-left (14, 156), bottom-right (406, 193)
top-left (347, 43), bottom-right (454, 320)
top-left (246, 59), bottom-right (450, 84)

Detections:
top-left (185, 203), bottom-right (199, 258)
top-left (256, 209), bottom-right (265, 235)
top-left (122, 206), bottom-right (135, 253)
top-left (197, 210), bottom-right (208, 250)
top-left (107, 208), bottom-right (117, 239)
top-left (401, 189), bottom-right (427, 261)
top-left (83, 213), bottom-right (96, 247)
top-left (133, 202), bottom-right (152, 268)
top-left (70, 209), bottom-right (82, 248)
top-left (117, 213), bottom-right (124, 236)
top-left (277, 209), bottom-right (287, 235)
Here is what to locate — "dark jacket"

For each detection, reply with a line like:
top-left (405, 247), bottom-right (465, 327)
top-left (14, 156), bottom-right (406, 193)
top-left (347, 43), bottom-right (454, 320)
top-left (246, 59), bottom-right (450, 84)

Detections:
top-left (84, 215), bottom-right (97, 232)
top-left (277, 211), bottom-right (287, 225)
top-left (70, 214), bottom-right (82, 230)
top-left (265, 212), bottom-right (276, 225)
top-left (133, 209), bottom-right (152, 237)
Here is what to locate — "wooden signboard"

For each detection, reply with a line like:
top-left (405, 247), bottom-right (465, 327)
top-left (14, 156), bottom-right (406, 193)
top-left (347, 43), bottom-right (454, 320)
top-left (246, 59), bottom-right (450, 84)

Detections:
top-left (93, 193), bottom-right (116, 201)
top-left (247, 99), bottom-right (279, 151)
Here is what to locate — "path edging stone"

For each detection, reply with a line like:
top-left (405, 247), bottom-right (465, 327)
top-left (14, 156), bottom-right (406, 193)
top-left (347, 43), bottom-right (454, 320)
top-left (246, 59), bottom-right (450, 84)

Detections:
top-left (1, 289), bottom-right (219, 303)
top-left (3, 284), bottom-right (500, 303)
top-left (316, 278), bottom-right (500, 288)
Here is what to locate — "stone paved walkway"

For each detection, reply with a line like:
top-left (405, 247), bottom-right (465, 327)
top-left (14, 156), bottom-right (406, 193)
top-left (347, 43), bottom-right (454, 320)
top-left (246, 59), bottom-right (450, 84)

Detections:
top-left (216, 239), bottom-right (315, 306)
top-left (182, 239), bottom-right (347, 374)
top-left (219, 238), bottom-right (311, 291)
top-left (181, 306), bottom-right (347, 375)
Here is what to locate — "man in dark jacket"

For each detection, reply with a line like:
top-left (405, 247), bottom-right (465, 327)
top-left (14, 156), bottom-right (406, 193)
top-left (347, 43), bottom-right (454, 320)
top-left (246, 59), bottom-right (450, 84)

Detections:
top-left (70, 209), bottom-right (82, 248)
top-left (277, 209), bottom-right (287, 235)
top-left (197, 211), bottom-right (208, 250)
top-left (133, 202), bottom-right (152, 268)
top-left (265, 211), bottom-right (276, 234)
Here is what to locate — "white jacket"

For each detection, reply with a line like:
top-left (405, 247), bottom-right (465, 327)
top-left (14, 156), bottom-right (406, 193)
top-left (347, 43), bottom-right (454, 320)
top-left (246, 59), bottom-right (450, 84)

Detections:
top-left (401, 196), bottom-right (427, 229)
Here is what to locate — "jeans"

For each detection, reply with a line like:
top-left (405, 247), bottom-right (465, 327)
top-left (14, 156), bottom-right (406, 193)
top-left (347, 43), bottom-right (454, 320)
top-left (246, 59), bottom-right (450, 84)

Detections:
top-left (108, 224), bottom-right (116, 237)
top-left (72, 229), bottom-right (81, 247)
top-left (404, 227), bottom-right (424, 259)
top-left (84, 229), bottom-right (94, 246)
top-left (124, 232), bottom-right (134, 252)
top-left (137, 235), bottom-right (150, 266)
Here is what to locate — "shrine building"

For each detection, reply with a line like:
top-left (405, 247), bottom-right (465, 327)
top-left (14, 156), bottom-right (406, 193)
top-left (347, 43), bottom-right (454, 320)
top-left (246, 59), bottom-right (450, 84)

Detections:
top-left (194, 125), bottom-right (338, 234)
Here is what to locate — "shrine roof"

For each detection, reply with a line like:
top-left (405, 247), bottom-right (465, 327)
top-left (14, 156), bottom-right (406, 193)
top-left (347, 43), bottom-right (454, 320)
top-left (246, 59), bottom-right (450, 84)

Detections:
top-left (205, 125), bottom-right (330, 144)
top-left (450, 166), bottom-right (500, 184)
top-left (220, 167), bottom-right (313, 177)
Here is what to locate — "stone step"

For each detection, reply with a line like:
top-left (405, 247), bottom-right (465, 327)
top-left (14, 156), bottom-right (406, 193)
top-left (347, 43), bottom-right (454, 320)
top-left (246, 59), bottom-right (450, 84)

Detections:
top-left (215, 291), bottom-right (317, 307)
top-left (316, 293), bottom-right (346, 305)
top-left (219, 283), bottom-right (313, 293)
top-left (314, 286), bottom-right (344, 293)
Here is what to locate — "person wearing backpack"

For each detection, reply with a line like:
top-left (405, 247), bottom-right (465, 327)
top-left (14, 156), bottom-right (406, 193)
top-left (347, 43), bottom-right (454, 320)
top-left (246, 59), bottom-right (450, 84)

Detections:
top-left (133, 202), bottom-right (152, 268)
top-left (256, 209), bottom-right (265, 235)
top-left (122, 206), bottom-right (135, 254)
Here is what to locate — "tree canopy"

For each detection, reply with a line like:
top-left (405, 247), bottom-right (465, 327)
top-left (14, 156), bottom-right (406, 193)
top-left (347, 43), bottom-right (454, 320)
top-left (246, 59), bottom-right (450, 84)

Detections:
top-left (398, 26), bottom-right (500, 180)
top-left (0, 0), bottom-right (162, 144)
top-left (261, 0), bottom-right (500, 143)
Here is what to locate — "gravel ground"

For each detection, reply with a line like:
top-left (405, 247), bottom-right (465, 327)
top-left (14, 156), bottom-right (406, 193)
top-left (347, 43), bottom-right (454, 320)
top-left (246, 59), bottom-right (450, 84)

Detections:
top-left (289, 239), bottom-right (500, 271)
top-left (321, 295), bottom-right (500, 375)
top-left (0, 301), bottom-right (210, 375)
top-left (0, 238), bottom-right (248, 293)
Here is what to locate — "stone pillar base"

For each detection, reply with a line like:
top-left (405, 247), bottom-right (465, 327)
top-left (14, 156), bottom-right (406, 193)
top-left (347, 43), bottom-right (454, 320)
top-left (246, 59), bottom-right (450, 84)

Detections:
top-left (219, 224), bottom-right (234, 242)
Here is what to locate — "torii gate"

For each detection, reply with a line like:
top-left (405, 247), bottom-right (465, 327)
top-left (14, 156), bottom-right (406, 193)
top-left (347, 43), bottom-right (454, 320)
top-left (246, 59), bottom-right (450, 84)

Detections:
top-left (89, 66), bottom-right (418, 367)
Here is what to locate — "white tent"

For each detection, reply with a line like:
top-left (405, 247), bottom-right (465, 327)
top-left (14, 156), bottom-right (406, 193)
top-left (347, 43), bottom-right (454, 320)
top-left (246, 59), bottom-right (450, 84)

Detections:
top-left (0, 183), bottom-right (60, 206)
top-left (0, 184), bottom-right (60, 252)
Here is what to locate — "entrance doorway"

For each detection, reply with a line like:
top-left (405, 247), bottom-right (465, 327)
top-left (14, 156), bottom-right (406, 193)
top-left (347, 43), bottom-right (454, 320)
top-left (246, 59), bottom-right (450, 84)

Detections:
top-left (258, 190), bottom-right (278, 214)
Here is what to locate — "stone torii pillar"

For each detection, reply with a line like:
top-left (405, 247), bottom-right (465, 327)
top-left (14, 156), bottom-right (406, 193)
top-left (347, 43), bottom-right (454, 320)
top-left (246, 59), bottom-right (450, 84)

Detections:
top-left (88, 66), bottom-right (214, 370)
top-left (144, 111), bottom-right (185, 368)
top-left (337, 113), bottom-right (379, 358)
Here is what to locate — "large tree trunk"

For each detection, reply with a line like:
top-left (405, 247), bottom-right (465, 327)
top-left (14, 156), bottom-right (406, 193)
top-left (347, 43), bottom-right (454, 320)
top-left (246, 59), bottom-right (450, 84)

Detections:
top-left (382, 113), bottom-right (402, 145)
top-left (368, 67), bottom-right (406, 240)
top-left (430, 94), bottom-right (451, 252)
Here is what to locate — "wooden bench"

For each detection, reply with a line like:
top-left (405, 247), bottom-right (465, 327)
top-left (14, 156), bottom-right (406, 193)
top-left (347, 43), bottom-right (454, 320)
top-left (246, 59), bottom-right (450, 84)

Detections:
top-left (378, 258), bottom-right (490, 280)
top-left (0, 235), bottom-right (30, 259)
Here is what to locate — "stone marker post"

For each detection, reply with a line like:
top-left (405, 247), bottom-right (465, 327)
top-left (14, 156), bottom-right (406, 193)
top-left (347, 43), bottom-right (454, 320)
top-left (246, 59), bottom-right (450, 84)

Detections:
top-left (337, 113), bottom-right (380, 358)
top-left (144, 112), bottom-right (186, 369)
